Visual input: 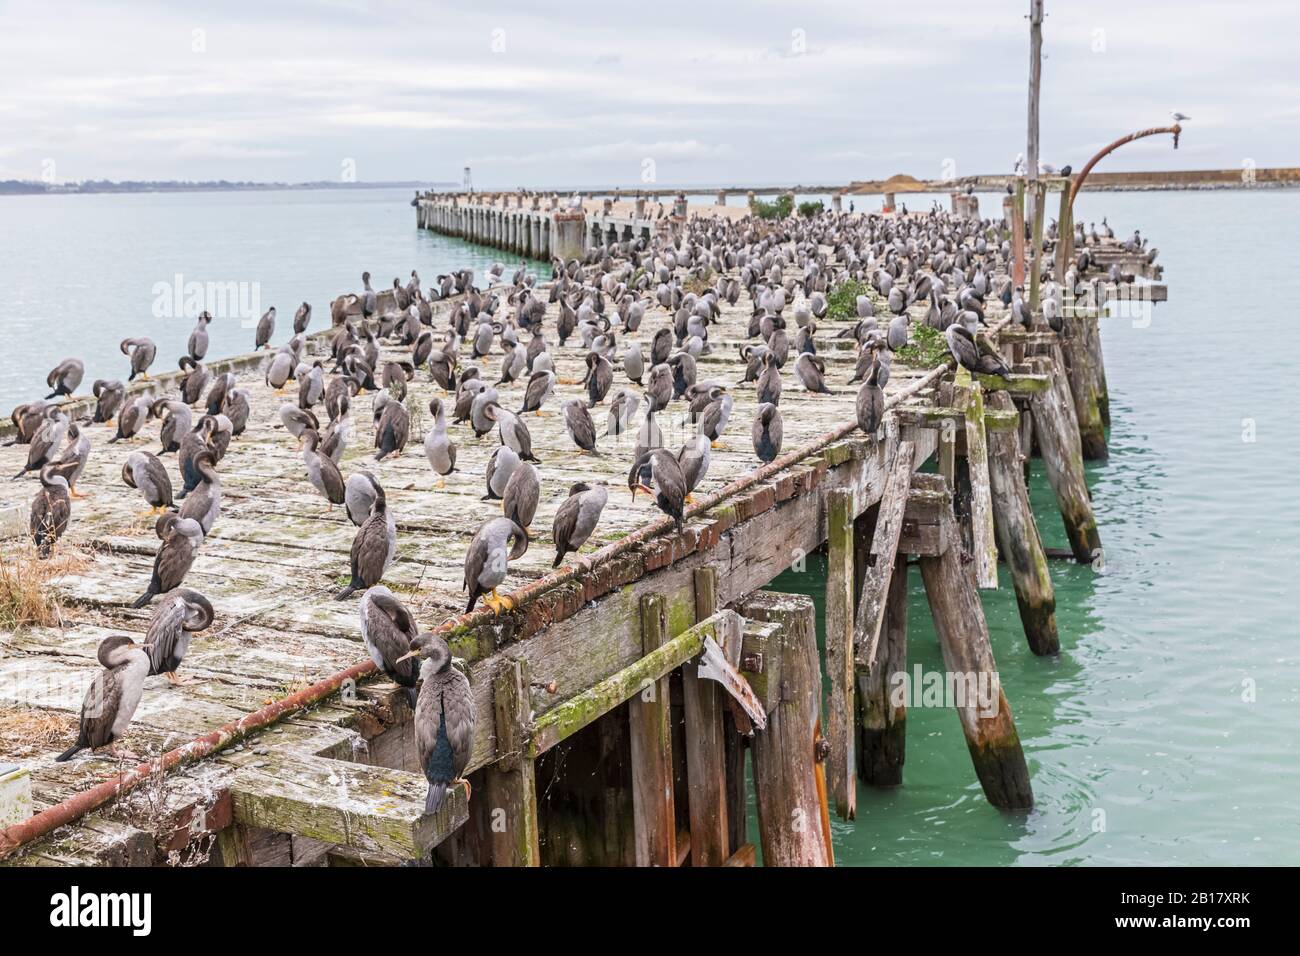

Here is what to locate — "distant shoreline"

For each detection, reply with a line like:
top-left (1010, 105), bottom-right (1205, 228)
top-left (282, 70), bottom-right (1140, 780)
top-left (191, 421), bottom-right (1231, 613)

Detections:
top-left (0, 180), bottom-right (456, 197)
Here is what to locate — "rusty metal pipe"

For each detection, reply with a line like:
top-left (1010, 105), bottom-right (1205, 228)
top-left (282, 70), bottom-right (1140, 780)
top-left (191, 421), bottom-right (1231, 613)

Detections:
top-left (0, 659), bottom-right (377, 860)
top-left (1069, 124), bottom-right (1181, 207)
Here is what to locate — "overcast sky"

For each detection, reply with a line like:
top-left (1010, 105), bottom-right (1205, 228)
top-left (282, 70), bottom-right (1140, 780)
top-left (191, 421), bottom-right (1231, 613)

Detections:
top-left (1, 0), bottom-right (1294, 189)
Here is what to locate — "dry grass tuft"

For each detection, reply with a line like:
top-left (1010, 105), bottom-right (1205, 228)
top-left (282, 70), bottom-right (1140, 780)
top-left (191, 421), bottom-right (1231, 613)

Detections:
top-left (0, 706), bottom-right (78, 761)
top-left (0, 543), bottom-right (82, 631)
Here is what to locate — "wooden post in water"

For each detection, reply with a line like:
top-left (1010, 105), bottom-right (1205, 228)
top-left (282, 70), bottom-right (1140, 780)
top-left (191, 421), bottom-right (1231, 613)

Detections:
top-left (629, 595), bottom-right (677, 866)
top-left (739, 591), bottom-right (832, 867)
top-left (824, 489), bottom-right (856, 819)
top-left (483, 659), bottom-right (541, 866)
top-left (1060, 314), bottom-right (1109, 460)
top-left (1086, 314), bottom-right (1111, 426)
top-left (1028, 350), bottom-right (1102, 563)
top-left (986, 392), bottom-right (1059, 655)
top-left (915, 481), bottom-right (1034, 810)
top-left (859, 551), bottom-right (909, 786)
top-left (681, 568), bottom-right (728, 865)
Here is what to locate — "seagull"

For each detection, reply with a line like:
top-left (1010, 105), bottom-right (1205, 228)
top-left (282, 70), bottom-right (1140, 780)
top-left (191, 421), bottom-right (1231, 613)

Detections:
top-left (1171, 111), bottom-right (1190, 123)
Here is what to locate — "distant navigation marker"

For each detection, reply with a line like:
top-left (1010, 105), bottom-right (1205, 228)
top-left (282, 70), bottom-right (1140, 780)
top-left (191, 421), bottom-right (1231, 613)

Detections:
top-left (463, 166), bottom-right (472, 192)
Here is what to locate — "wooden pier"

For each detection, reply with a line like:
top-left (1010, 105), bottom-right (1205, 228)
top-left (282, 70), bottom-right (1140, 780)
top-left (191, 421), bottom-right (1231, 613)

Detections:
top-left (414, 192), bottom-right (753, 262)
top-left (0, 203), bottom-right (1159, 867)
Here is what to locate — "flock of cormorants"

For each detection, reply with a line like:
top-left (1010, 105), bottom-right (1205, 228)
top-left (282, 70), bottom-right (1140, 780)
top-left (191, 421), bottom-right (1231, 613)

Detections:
top-left (8, 201), bottom-right (1123, 813)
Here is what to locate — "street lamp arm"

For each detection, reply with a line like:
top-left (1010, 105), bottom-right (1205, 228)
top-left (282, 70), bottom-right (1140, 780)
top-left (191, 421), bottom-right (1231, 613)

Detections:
top-left (1069, 124), bottom-right (1182, 206)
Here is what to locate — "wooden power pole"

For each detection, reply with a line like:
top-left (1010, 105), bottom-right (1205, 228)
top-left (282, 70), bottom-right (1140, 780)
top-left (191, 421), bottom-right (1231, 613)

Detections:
top-left (1025, 0), bottom-right (1045, 306)
top-left (1027, 0), bottom-right (1043, 187)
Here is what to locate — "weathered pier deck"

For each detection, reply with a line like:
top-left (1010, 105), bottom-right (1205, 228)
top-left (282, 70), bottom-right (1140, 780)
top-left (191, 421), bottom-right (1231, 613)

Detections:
top-left (0, 204), bottom-right (1154, 866)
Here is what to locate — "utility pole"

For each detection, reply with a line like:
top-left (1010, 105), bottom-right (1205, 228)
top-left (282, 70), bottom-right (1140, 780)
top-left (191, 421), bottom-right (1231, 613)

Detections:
top-left (1025, 0), bottom-right (1045, 309)
top-left (1024, 0), bottom-right (1045, 188)
top-left (1026, 0), bottom-right (1043, 229)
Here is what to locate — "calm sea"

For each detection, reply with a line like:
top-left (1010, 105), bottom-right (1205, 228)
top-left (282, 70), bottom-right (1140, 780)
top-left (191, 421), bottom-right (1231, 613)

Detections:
top-left (2, 185), bottom-right (1296, 865)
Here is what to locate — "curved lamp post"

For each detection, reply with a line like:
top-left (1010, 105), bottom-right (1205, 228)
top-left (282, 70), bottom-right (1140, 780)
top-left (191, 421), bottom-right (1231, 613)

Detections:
top-left (1069, 124), bottom-right (1182, 207)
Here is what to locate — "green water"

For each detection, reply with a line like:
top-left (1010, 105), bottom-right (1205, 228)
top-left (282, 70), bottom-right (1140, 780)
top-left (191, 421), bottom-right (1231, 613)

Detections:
top-left (764, 190), bottom-right (1300, 865)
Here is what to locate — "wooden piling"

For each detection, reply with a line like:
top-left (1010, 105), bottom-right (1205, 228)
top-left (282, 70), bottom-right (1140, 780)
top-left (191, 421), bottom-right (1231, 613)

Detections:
top-left (681, 568), bottom-right (729, 865)
top-left (824, 489), bottom-right (856, 820)
top-left (853, 440), bottom-right (915, 786)
top-left (953, 368), bottom-right (999, 588)
top-left (1028, 181), bottom-right (1047, 311)
top-left (985, 392), bottom-right (1059, 655)
top-left (1028, 350), bottom-right (1102, 563)
top-left (723, 714), bottom-right (749, 857)
top-left (1059, 316), bottom-right (1108, 461)
top-left (629, 595), bottom-right (677, 866)
top-left (1085, 313), bottom-right (1111, 426)
top-left (937, 380), bottom-right (957, 491)
top-left (1054, 185), bottom-right (1074, 286)
top-left (1010, 180), bottom-right (1027, 288)
top-left (915, 485), bottom-right (1034, 810)
top-left (739, 591), bottom-right (832, 867)
top-left (483, 659), bottom-right (541, 866)
top-left (858, 552), bottom-right (909, 785)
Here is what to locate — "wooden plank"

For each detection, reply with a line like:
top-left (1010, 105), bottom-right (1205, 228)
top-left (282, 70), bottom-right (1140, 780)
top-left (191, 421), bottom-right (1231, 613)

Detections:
top-left (629, 595), bottom-right (676, 866)
top-left (526, 611), bottom-right (735, 757)
top-left (917, 506), bottom-right (1033, 810)
top-left (681, 567), bottom-right (728, 866)
top-left (975, 371), bottom-right (1051, 394)
top-left (229, 751), bottom-right (469, 859)
top-left (823, 488), bottom-right (855, 820)
top-left (482, 659), bottom-right (540, 865)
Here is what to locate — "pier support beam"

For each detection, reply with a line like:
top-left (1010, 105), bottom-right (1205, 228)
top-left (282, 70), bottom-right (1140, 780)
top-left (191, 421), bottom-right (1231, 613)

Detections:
top-left (954, 368), bottom-right (998, 588)
top-left (915, 484), bottom-right (1034, 811)
top-left (854, 439), bottom-right (915, 787)
top-left (483, 659), bottom-right (541, 865)
top-left (1059, 318), bottom-right (1108, 461)
top-left (824, 489), bottom-right (856, 819)
top-left (1086, 314), bottom-right (1111, 426)
top-left (681, 568), bottom-right (729, 866)
top-left (739, 592), bottom-right (832, 867)
top-left (553, 209), bottom-right (586, 262)
top-left (1028, 181), bottom-right (1047, 311)
top-left (1028, 351), bottom-right (1102, 563)
top-left (629, 595), bottom-right (677, 866)
top-left (986, 392), bottom-right (1059, 655)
